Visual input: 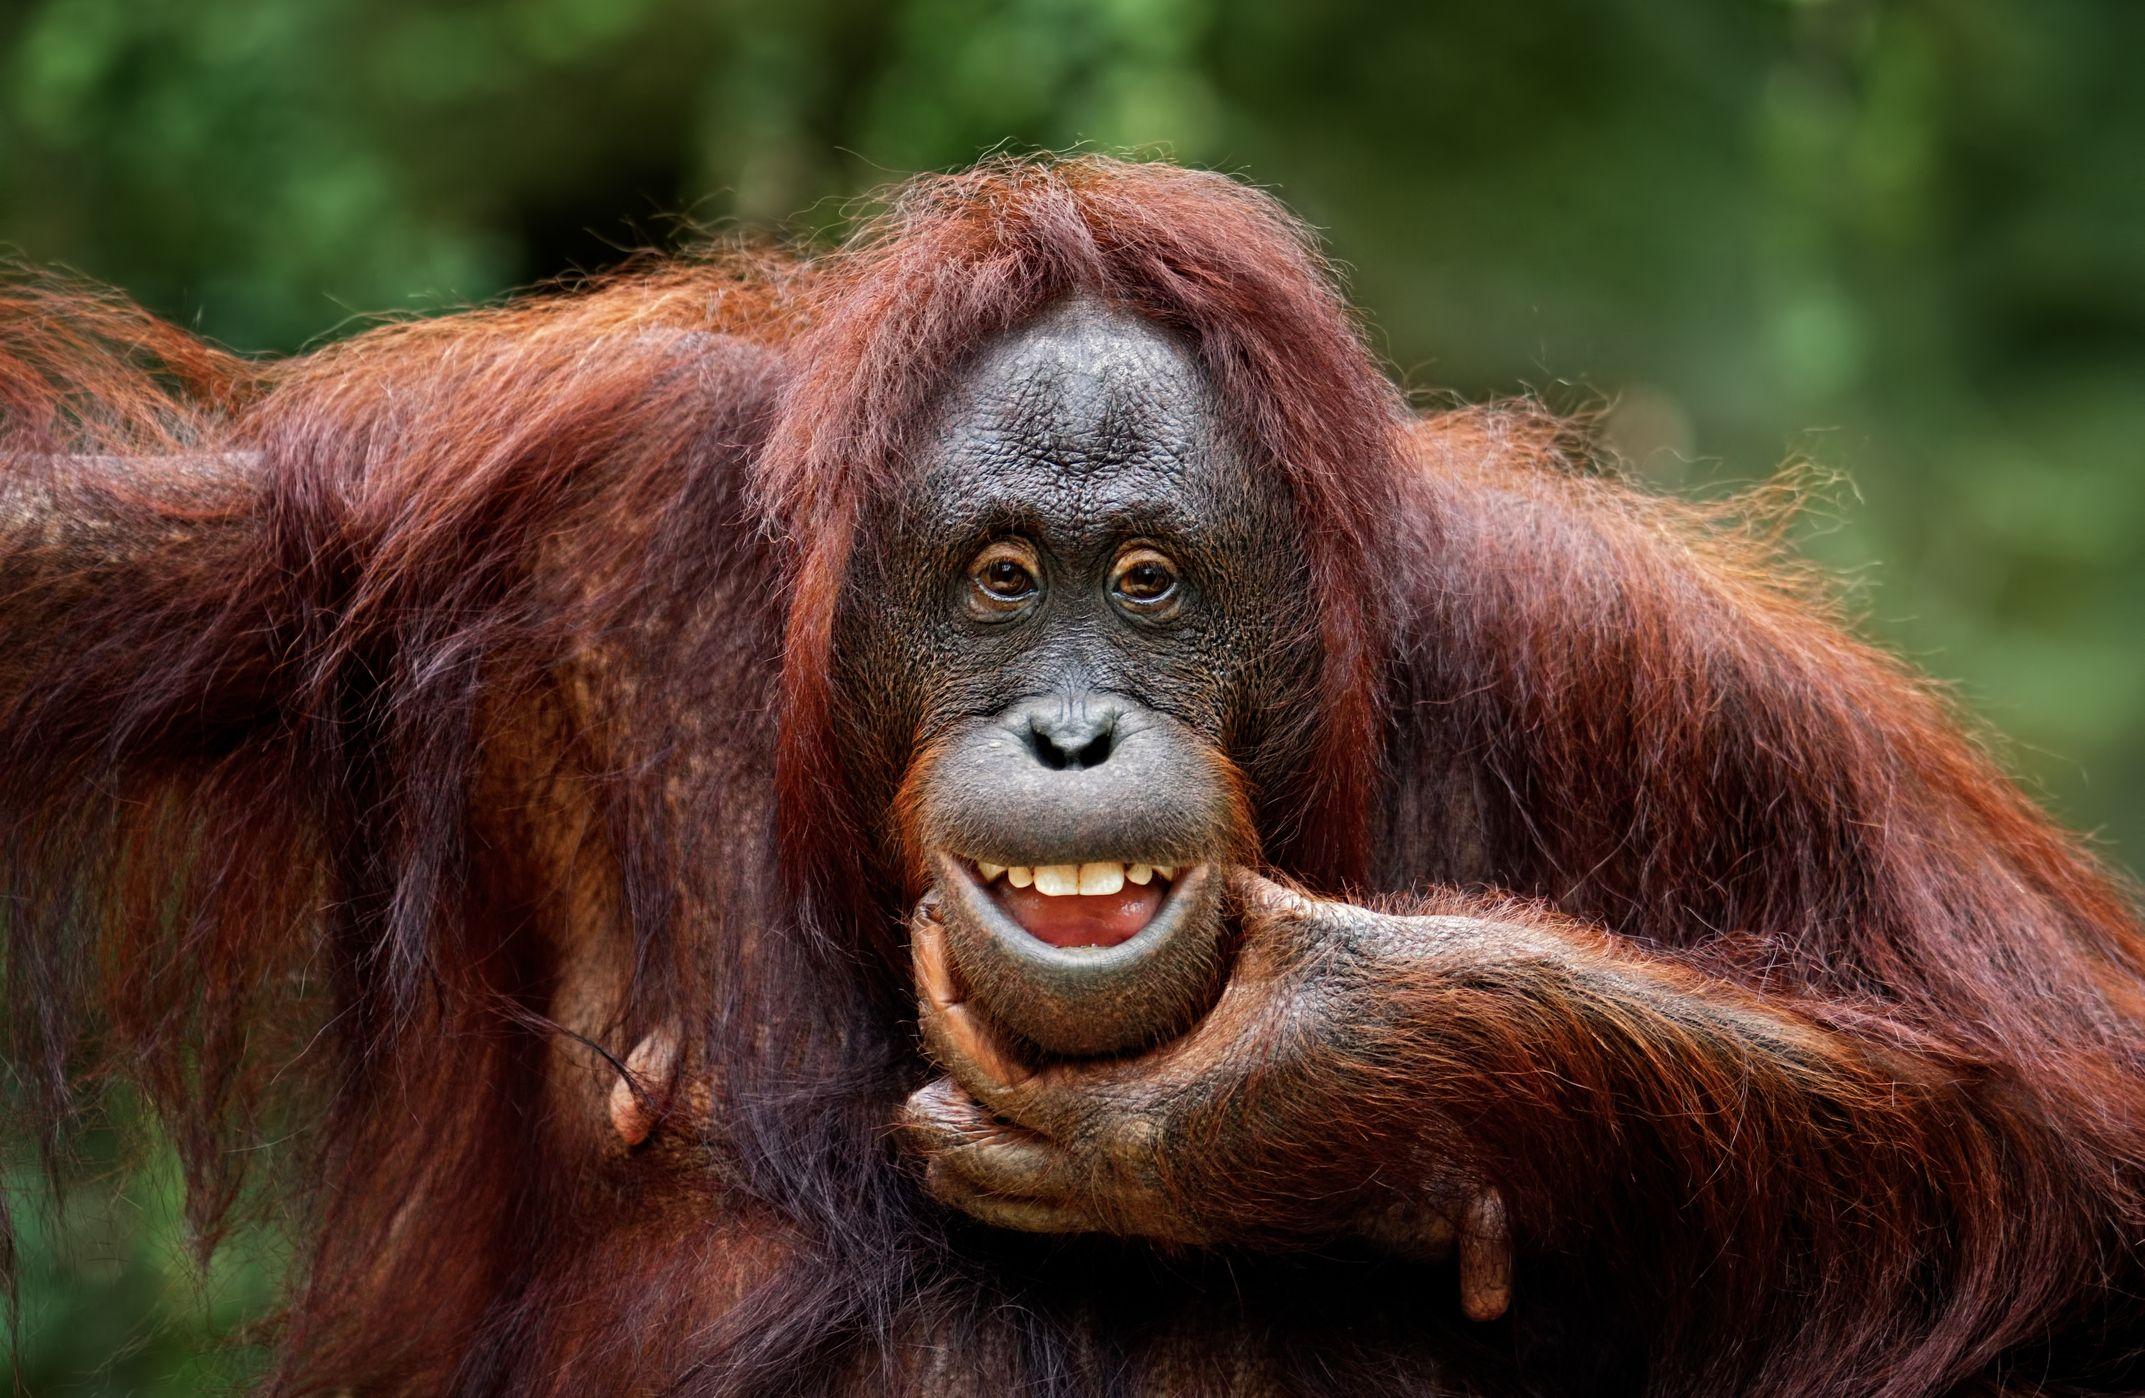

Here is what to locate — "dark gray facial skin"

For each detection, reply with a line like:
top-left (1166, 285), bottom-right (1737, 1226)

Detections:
top-left (831, 296), bottom-right (1321, 1055)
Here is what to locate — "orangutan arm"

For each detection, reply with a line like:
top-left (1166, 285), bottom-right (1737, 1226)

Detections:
top-left (902, 876), bottom-right (2127, 1386)
top-left (1176, 879), bottom-right (2037, 1275)
top-left (0, 450), bottom-right (277, 747)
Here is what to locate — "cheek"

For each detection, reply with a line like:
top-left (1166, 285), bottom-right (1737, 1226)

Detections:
top-left (826, 626), bottom-right (937, 831)
top-left (830, 539), bottom-right (975, 740)
top-left (1205, 605), bottom-right (1324, 778)
top-left (889, 738), bottom-right (951, 900)
top-left (1112, 603), bottom-right (1313, 753)
top-left (1206, 523), bottom-right (1322, 740)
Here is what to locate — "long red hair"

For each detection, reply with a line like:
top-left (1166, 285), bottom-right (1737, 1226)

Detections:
top-left (759, 158), bottom-right (1408, 963)
top-left (0, 157), bottom-right (2138, 1394)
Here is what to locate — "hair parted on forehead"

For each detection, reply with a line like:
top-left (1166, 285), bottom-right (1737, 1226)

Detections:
top-left (761, 156), bottom-right (1411, 925)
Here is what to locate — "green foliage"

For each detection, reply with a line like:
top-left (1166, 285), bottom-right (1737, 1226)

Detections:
top-left (5, 1122), bottom-right (280, 1390)
top-left (3, 0), bottom-right (2140, 1386)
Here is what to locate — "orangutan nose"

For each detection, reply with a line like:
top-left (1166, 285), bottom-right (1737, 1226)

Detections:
top-left (1016, 693), bottom-right (1123, 771)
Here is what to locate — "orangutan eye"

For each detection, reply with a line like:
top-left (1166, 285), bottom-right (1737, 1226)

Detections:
top-left (967, 540), bottom-right (1041, 617)
top-left (1109, 546), bottom-right (1181, 617)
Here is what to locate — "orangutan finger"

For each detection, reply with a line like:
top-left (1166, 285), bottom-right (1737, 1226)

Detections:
top-left (908, 898), bottom-right (1125, 1140)
top-left (911, 903), bottom-right (963, 1009)
top-left (919, 999), bottom-right (1036, 1106)
top-left (924, 1159), bottom-right (1093, 1235)
top-left (946, 1130), bottom-right (1074, 1198)
top-left (904, 1098), bottom-right (1073, 1201)
top-left (899, 1077), bottom-right (1043, 1161)
top-left (1217, 866), bottom-right (1342, 986)
top-left (1458, 1188), bottom-right (1513, 1322)
top-left (913, 903), bottom-right (1030, 1099)
top-left (898, 1078), bottom-right (984, 1150)
top-left (608, 1023), bottom-right (679, 1148)
top-left (1225, 866), bottom-right (1318, 920)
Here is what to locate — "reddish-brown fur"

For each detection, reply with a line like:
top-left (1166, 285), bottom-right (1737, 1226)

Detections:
top-left (2, 157), bottom-right (2140, 1394)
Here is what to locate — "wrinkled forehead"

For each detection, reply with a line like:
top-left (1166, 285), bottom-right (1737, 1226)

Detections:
top-left (911, 299), bottom-right (1236, 526)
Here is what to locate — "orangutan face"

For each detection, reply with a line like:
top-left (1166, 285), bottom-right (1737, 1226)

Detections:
top-left (834, 297), bottom-right (1320, 1054)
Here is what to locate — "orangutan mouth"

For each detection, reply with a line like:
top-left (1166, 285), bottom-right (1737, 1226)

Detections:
top-left (958, 858), bottom-right (1190, 949)
top-left (933, 854), bottom-right (1226, 1056)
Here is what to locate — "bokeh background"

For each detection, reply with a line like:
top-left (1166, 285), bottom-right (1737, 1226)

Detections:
top-left (4, 0), bottom-right (2140, 1388)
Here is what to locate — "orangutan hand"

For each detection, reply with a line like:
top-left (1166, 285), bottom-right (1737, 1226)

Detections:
top-left (898, 869), bottom-right (1514, 1321)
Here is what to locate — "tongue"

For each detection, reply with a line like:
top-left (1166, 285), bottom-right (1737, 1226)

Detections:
top-left (993, 880), bottom-right (1165, 948)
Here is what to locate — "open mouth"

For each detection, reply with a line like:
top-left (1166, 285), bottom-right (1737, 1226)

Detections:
top-left (931, 853), bottom-right (1227, 1056)
top-left (960, 858), bottom-right (1187, 949)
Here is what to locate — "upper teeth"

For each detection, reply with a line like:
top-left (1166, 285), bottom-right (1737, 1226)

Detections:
top-left (975, 860), bottom-right (1177, 894)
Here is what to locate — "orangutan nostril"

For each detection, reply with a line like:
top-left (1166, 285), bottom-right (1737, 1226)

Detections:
top-left (1024, 698), bottom-right (1120, 771)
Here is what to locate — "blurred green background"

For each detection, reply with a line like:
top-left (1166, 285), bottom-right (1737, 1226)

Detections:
top-left (3, 0), bottom-right (2140, 1388)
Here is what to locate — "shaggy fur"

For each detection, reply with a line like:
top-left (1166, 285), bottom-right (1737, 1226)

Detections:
top-left (2, 157), bottom-right (2140, 1395)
